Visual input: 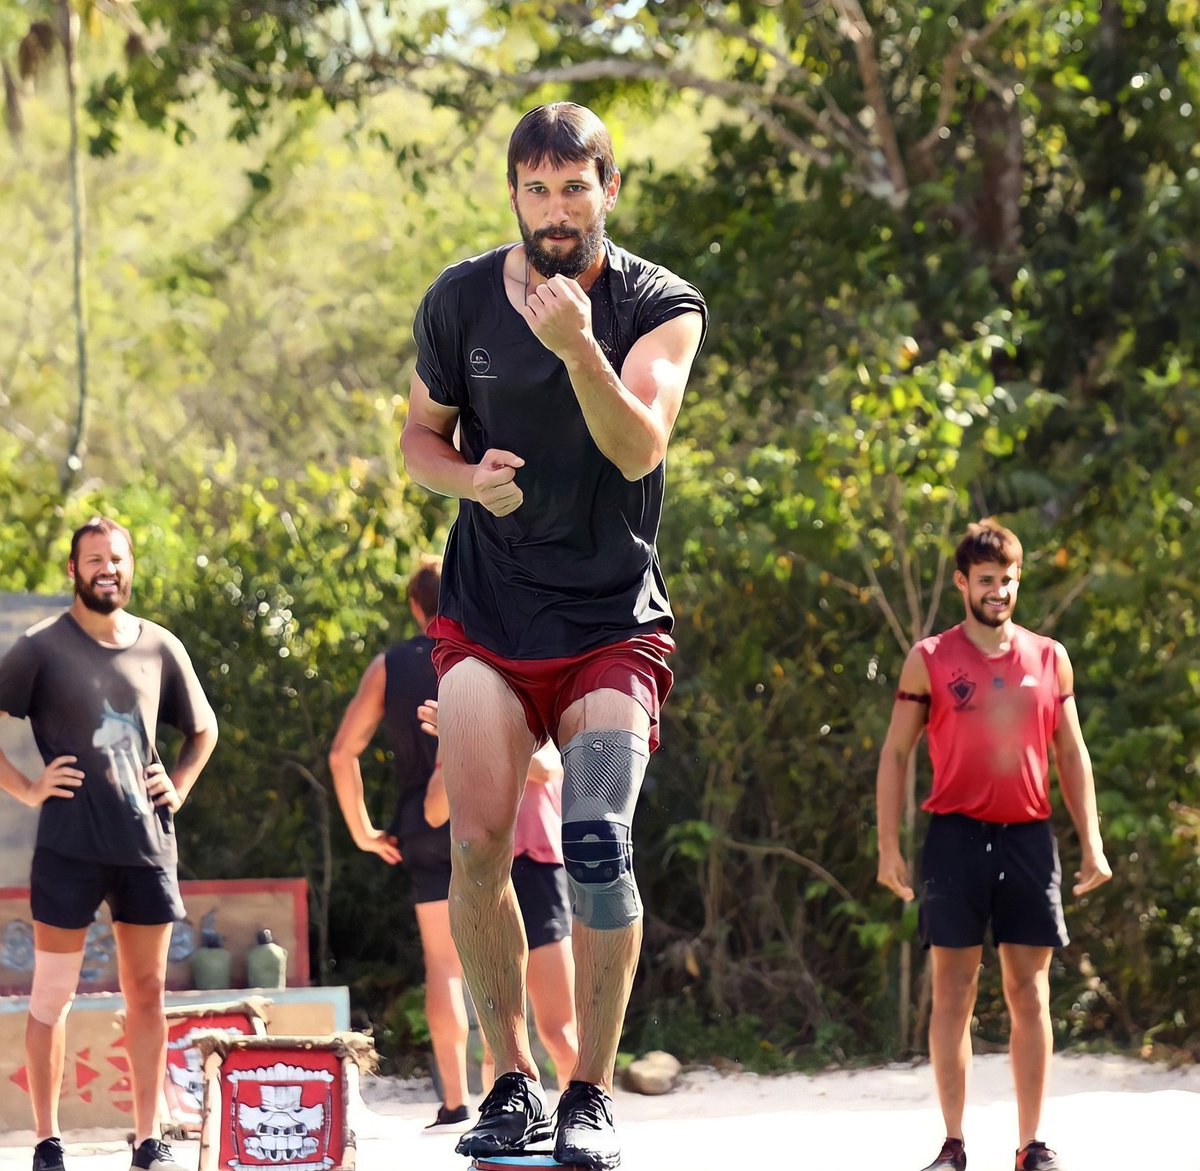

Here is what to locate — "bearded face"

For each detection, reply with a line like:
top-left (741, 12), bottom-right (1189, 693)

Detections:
top-left (516, 205), bottom-right (607, 280)
top-left (71, 532), bottom-right (134, 614)
top-left (510, 158), bottom-right (618, 281)
top-left (959, 561), bottom-right (1020, 628)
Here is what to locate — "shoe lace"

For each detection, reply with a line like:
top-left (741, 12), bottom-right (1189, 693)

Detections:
top-left (558, 1082), bottom-right (612, 1132)
top-left (478, 1073), bottom-right (535, 1119)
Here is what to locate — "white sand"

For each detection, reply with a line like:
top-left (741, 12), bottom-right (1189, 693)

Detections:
top-left (3, 1053), bottom-right (1197, 1171)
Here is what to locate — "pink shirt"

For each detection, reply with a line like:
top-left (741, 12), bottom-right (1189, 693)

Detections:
top-left (514, 777), bottom-right (563, 865)
top-left (919, 624), bottom-right (1061, 823)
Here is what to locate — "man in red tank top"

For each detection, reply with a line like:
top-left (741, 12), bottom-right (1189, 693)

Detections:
top-left (876, 521), bottom-right (1111, 1171)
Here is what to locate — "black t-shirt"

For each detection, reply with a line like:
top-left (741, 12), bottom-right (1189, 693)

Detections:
top-left (414, 238), bottom-right (708, 659)
top-left (0, 611), bottom-right (214, 868)
top-left (381, 637), bottom-right (442, 843)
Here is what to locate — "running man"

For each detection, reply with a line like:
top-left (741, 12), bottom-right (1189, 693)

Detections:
top-left (329, 558), bottom-right (577, 1132)
top-left (876, 520), bottom-right (1112, 1171)
top-left (0, 517), bottom-right (218, 1171)
top-left (400, 101), bottom-right (706, 1169)
top-left (418, 697), bottom-right (579, 1094)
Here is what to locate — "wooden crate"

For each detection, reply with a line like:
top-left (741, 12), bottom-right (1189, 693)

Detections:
top-left (196, 1033), bottom-right (377, 1171)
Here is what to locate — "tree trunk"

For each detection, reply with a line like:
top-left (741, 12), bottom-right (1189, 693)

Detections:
top-left (58, 0), bottom-right (90, 496)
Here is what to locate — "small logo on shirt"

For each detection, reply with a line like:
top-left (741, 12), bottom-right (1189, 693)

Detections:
top-left (469, 348), bottom-right (492, 375)
top-left (948, 671), bottom-right (976, 711)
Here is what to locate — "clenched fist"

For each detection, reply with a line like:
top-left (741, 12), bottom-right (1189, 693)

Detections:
top-left (473, 449), bottom-right (525, 517)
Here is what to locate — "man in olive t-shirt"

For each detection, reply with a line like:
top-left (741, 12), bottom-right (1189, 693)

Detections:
top-left (0, 518), bottom-right (217, 1171)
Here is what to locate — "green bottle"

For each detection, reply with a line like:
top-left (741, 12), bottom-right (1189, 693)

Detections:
top-left (246, 928), bottom-right (288, 989)
top-left (192, 929), bottom-right (232, 990)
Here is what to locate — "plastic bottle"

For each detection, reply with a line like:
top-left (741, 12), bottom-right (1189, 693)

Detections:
top-left (246, 928), bottom-right (288, 989)
top-left (191, 929), bottom-right (232, 990)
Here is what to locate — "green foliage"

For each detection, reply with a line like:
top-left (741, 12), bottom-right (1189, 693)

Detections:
top-left (2, 0), bottom-right (1198, 1069)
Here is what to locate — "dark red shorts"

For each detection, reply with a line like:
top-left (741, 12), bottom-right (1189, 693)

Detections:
top-left (428, 617), bottom-right (674, 751)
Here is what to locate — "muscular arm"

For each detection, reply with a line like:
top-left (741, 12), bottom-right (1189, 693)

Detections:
top-left (400, 374), bottom-right (526, 516)
top-left (522, 277), bottom-right (704, 481)
top-left (167, 721), bottom-right (218, 804)
top-left (0, 712), bottom-right (84, 807)
top-left (399, 378), bottom-right (475, 499)
top-left (875, 648), bottom-right (931, 901)
top-left (1051, 644), bottom-right (1112, 896)
top-left (328, 657), bottom-right (401, 864)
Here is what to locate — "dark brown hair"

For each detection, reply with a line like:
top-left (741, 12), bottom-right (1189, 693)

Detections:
top-left (69, 516), bottom-right (133, 567)
top-left (954, 520), bottom-right (1023, 576)
top-left (407, 555), bottom-right (442, 619)
top-left (507, 103), bottom-right (617, 190)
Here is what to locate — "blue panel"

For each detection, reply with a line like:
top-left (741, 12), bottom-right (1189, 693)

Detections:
top-left (471, 1157), bottom-right (570, 1169)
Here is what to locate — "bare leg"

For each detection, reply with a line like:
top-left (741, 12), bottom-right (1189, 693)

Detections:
top-left (568, 922), bottom-right (640, 1092)
top-left (439, 658), bottom-right (538, 1081)
top-left (27, 925), bottom-right (88, 1140)
top-left (1000, 943), bottom-right (1054, 1148)
top-left (414, 899), bottom-right (470, 1110)
top-left (556, 689), bottom-right (650, 1093)
top-left (113, 922), bottom-right (173, 1145)
top-left (526, 938), bottom-right (578, 1090)
top-left (928, 946), bottom-right (983, 1141)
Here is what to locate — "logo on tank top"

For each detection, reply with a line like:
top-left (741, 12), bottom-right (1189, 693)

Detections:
top-left (948, 670), bottom-right (976, 711)
top-left (469, 348), bottom-right (494, 377)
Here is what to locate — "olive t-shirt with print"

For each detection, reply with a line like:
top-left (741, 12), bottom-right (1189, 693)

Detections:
top-left (0, 611), bottom-right (214, 868)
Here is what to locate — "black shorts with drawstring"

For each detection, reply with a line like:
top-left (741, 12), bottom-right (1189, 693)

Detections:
top-left (30, 847), bottom-right (185, 929)
top-left (918, 813), bottom-right (1069, 949)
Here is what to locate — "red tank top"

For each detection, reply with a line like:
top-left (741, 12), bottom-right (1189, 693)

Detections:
top-left (918, 624), bottom-right (1061, 823)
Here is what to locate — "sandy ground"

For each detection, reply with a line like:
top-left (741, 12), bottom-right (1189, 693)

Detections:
top-left (2, 1053), bottom-right (1197, 1171)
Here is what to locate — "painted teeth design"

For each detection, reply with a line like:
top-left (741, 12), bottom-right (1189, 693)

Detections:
top-left (243, 1135), bottom-right (319, 1161)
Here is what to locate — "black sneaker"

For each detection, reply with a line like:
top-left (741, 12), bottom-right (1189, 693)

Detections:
top-left (32, 1139), bottom-right (65, 1171)
top-left (1016, 1141), bottom-right (1063, 1170)
top-left (920, 1138), bottom-right (967, 1171)
top-left (129, 1140), bottom-right (186, 1171)
top-left (553, 1080), bottom-right (620, 1171)
top-left (424, 1102), bottom-right (471, 1134)
top-left (454, 1072), bottom-right (551, 1157)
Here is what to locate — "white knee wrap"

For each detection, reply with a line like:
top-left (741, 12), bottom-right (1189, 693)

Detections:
top-left (29, 950), bottom-right (83, 1026)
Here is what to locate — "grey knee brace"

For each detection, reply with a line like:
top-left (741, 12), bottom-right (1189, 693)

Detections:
top-left (560, 728), bottom-right (649, 930)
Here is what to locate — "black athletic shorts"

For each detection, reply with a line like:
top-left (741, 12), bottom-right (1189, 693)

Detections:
top-left (512, 855), bottom-right (571, 951)
top-left (30, 847), bottom-right (185, 930)
top-left (918, 813), bottom-right (1069, 949)
top-left (398, 826), bottom-right (453, 906)
top-left (404, 839), bottom-right (570, 951)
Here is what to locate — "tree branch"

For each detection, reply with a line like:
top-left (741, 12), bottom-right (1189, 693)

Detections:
top-left (720, 838), bottom-right (858, 907)
top-left (1038, 571), bottom-right (1095, 636)
top-left (923, 495), bottom-right (960, 638)
top-left (830, 0), bottom-right (909, 203)
top-left (910, 2), bottom-right (1040, 177)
